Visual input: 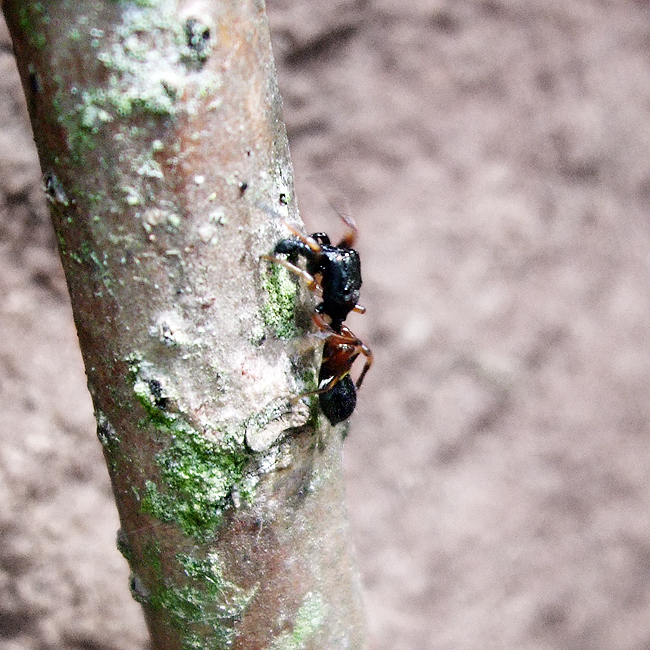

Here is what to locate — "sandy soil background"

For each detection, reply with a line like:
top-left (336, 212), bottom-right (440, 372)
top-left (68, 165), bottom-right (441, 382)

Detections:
top-left (3, 1), bottom-right (650, 648)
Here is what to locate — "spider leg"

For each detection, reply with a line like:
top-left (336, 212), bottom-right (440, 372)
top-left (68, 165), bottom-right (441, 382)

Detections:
top-left (290, 371), bottom-right (344, 404)
top-left (255, 203), bottom-right (322, 253)
top-left (262, 254), bottom-right (322, 294)
top-left (282, 221), bottom-right (322, 253)
top-left (325, 197), bottom-right (359, 249)
top-left (285, 313), bottom-right (354, 404)
top-left (317, 373), bottom-right (341, 393)
top-left (312, 311), bottom-right (335, 332)
top-left (354, 342), bottom-right (373, 389)
top-left (336, 324), bottom-right (373, 389)
top-left (335, 212), bottom-right (358, 249)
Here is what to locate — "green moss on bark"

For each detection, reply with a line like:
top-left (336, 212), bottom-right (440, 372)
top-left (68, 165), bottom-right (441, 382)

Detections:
top-left (270, 592), bottom-right (327, 650)
top-left (263, 263), bottom-right (298, 340)
top-left (129, 359), bottom-right (257, 541)
top-left (153, 552), bottom-right (257, 650)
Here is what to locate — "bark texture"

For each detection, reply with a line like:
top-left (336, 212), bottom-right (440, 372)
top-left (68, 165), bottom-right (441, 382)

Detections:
top-left (2, 1), bottom-right (366, 648)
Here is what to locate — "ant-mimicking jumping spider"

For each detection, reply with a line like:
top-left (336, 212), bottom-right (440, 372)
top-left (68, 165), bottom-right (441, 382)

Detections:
top-left (264, 214), bottom-right (373, 425)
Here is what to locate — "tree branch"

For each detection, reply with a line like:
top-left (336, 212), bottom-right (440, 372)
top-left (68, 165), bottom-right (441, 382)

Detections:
top-left (2, 0), bottom-right (366, 647)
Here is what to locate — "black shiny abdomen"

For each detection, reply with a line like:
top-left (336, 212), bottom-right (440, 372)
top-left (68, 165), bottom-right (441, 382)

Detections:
top-left (319, 374), bottom-right (357, 425)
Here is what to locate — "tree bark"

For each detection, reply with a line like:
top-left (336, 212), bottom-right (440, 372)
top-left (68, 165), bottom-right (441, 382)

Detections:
top-left (2, 1), bottom-right (367, 648)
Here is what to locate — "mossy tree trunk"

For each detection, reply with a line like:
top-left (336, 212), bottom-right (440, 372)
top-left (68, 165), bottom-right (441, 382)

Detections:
top-left (2, 1), bottom-right (367, 648)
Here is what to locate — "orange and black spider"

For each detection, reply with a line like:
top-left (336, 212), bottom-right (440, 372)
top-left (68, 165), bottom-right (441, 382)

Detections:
top-left (264, 215), bottom-right (373, 425)
top-left (308, 312), bottom-right (373, 425)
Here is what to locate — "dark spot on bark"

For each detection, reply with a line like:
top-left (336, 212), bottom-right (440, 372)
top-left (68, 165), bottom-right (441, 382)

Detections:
top-left (185, 18), bottom-right (212, 62)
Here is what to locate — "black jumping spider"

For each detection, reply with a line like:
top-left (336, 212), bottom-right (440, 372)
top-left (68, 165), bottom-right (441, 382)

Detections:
top-left (265, 215), bottom-right (372, 425)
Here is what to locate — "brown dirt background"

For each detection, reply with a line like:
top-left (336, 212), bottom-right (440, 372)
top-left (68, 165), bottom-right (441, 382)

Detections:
top-left (3, 1), bottom-right (650, 648)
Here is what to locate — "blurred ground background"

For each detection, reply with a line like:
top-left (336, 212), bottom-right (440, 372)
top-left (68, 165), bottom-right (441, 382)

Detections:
top-left (3, 0), bottom-right (650, 648)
